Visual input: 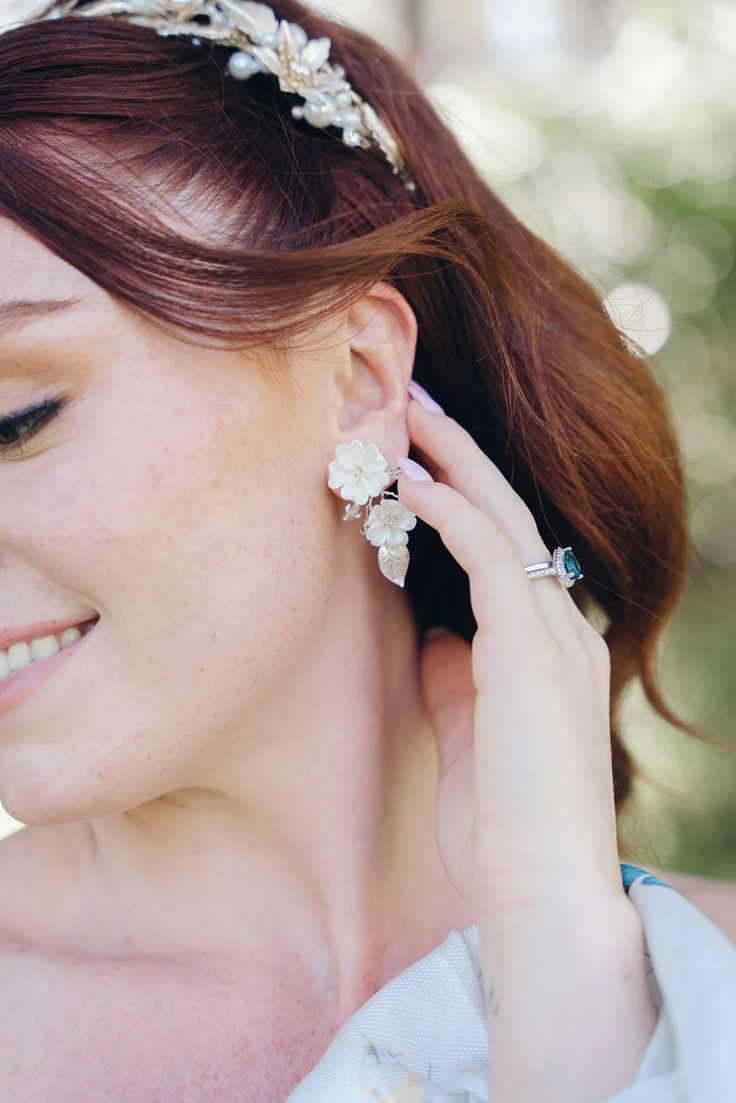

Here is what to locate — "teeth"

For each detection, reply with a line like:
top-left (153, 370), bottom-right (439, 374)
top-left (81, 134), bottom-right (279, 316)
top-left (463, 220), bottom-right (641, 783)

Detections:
top-left (0, 621), bottom-right (96, 683)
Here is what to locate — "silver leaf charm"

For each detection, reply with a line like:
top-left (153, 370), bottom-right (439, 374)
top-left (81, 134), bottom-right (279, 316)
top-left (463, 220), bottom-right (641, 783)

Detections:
top-left (378, 544), bottom-right (410, 588)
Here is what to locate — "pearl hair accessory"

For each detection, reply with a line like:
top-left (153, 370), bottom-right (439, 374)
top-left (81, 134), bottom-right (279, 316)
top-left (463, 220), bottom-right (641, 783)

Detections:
top-left (327, 440), bottom-right (418, 588)
top-left (7, 0), bottom-right (417, 193)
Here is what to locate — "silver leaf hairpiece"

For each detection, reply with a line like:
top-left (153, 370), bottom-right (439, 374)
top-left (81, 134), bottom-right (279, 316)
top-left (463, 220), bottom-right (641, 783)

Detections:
top-left (3, 0), bottom-right (417, 193)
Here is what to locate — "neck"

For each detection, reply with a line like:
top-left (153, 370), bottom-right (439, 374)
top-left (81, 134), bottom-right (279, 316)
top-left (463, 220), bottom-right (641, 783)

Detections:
top-left (8, 572), bottom-right (474, 1015)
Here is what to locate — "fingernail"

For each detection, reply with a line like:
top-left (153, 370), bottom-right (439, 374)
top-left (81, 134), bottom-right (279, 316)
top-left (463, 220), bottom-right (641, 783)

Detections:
top-left (395, 455), bottom-right (434, 482)
top-left (424, 625), bottom-right (449, 641)
top-left (407, 378), bottom-right (445, 415)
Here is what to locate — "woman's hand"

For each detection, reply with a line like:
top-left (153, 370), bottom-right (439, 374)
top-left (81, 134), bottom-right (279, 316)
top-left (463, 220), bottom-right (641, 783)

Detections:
top-left (395, 389), bottom-right (659, 1102)
top-left (395, 391), bottom-right (624, 917)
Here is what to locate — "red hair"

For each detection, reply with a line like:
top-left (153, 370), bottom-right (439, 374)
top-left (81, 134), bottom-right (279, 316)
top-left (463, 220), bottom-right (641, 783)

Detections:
top-left (0, 1), bottom-right (728, 824)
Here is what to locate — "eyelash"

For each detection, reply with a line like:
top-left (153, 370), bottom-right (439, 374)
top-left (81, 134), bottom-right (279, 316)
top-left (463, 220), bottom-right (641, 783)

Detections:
top-left (0, 398), bottom-right (66, 457)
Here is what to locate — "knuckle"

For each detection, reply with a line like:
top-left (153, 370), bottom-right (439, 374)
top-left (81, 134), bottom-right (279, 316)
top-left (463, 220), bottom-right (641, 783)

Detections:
top-left (519, 501), bottom-right (542, 538)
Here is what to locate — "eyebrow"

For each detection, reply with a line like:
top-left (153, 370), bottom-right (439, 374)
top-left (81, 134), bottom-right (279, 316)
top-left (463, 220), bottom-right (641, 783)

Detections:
top-left (0, 295), bottom-right (89, 334)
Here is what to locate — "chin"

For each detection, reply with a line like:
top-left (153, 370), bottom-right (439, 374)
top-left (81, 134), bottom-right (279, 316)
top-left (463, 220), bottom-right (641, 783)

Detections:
top-left (0, 753), bottom-right (129, 827)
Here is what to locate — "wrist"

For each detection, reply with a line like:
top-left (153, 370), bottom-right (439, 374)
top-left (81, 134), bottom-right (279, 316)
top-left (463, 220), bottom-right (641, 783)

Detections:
top-left (476, 887), bottom-right (644, 950)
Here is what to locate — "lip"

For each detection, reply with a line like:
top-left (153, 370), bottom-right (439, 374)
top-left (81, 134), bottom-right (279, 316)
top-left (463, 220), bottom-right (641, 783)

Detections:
top-left (0, 619), bottom-right (98, 719)
top-left (0, 615), bottom-right (98, 653)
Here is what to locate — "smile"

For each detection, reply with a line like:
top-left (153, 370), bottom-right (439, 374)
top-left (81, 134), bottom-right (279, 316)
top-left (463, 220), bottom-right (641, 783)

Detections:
top-left (0, 617), bottom-right (99, 718)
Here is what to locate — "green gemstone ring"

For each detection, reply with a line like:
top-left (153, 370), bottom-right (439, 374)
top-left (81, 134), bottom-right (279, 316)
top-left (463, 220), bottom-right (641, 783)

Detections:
top-left (524, 546), bottom-right (584, 589)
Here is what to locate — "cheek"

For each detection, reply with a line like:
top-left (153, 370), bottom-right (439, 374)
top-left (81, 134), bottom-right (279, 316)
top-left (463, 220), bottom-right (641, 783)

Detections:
top-left (0, 407), bottom-right (336, 826)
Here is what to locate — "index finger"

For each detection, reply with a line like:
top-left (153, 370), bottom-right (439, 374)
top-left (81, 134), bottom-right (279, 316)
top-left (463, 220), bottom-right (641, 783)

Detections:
top-left (403, 397), bottom-right (586, 637)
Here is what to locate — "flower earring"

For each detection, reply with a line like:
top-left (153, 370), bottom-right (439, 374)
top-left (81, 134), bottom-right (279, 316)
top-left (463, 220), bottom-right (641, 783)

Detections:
top-left (326, 440), bottom-right (418, 587)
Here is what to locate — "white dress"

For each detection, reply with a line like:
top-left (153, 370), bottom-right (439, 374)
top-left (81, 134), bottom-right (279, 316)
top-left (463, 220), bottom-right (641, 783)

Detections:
top-left (285, 863), bottom-right (736, 1102)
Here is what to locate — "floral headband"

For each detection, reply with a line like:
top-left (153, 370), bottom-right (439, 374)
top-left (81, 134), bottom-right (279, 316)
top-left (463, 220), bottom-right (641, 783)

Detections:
top-left (2, 0), bottom-right (418, 193)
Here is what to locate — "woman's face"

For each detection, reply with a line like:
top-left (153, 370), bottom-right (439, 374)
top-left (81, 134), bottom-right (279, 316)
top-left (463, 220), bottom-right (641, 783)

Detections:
top-left (0, 218), bottom-right (413, 826)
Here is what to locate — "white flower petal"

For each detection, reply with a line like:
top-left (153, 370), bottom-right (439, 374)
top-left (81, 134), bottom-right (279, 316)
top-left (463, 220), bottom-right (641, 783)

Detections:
top-left (364, 471), bottom-right (390, 497)
top-left (218, 0), bottom-right (279, 39)
top-left (327, 460), bottom-right (352, 489)
top-left (363, 517), bottom-right (410, 548)
top-left (300, 36), bottom-right (331, 70)
top-left (363, 521), bottom-right (389, 546)
top-left (364, 460), bottom-right (389, 477)
top-left (327, 457), bottom-right (351, 476)
top-left (249, 45), bottom-right (282, 76)
top-left (278, 20), bottom-right (308, 75)
top-left (347, 439), bottom-right (368, 465)
top-left (362, 442), bottom-right (380, 464)
top-left (380, 500), bottom-right (417, 530)
top-left (362, 444), bottom-right (389, 473)
top-left (343, 475), bottom-right (369, 504)
top-left (371, 501), bottom-right (395, 523)
top-left (284, 20), bottom-right (308, 49)
top-left (335, 440), bottom-right (361, 466)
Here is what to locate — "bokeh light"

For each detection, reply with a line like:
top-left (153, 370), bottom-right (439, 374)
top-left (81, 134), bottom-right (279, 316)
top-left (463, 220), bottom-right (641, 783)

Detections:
top-left (602, 282), bottom-right (672, 355)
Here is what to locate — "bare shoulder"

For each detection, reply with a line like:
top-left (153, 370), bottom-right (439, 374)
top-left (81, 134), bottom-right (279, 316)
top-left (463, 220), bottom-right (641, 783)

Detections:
top-left (627, 860), bottom-right (736, 946)
top-left (0, 828), bottom-right (337, 1101)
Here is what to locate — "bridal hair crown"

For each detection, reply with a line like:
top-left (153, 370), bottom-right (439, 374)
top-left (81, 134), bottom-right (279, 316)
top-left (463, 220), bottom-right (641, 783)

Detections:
top-left (3, 0), bottom-right (417, 193)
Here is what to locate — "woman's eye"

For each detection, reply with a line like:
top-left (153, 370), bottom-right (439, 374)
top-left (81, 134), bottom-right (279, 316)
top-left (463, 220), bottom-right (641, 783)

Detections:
top-left (0, 398), bottom-right (66, 458)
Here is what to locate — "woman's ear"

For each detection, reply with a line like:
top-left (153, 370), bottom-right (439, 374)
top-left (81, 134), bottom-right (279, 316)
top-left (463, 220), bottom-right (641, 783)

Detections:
top-left (336, 281), bottom-right (418, 435)
top-left (347, 281), bottom-right (418, 368)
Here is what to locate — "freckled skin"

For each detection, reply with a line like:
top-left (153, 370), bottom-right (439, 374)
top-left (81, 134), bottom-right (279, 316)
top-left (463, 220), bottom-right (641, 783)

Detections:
top-left (0, 217), bottom-right (475, 1096)
top-left (0, 944), bottom-right (344, 1101)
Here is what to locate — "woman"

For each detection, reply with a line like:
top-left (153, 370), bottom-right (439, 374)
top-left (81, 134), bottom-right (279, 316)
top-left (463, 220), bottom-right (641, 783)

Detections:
top-left (0, 2), bottom-right (733, 1100)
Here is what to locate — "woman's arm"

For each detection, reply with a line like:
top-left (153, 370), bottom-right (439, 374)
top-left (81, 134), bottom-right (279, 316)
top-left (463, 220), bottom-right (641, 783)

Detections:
top-left (621, 860), bottom-right (736, 945)
top-left (398, 393), bottom-right (665, 1103)
top-left (476, 890), bottom-right (659, 1103)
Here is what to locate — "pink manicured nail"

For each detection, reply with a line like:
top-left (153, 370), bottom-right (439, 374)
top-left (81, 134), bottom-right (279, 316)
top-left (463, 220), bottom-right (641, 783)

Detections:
top-left (407, 378), bottom-right (445, 415)
top-left (395, 455), bottom-right (434, 482)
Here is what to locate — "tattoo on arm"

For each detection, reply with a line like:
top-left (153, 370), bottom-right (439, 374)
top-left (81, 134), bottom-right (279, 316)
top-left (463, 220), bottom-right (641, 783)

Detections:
top-left (485, 981), bottom-right (500, 1036)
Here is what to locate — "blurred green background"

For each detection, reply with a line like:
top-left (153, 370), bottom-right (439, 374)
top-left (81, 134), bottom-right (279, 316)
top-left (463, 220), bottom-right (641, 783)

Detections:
top-left (1, 0), bottom-right (734, 879)
top-left (308, 0), bottom-right (736, 880)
